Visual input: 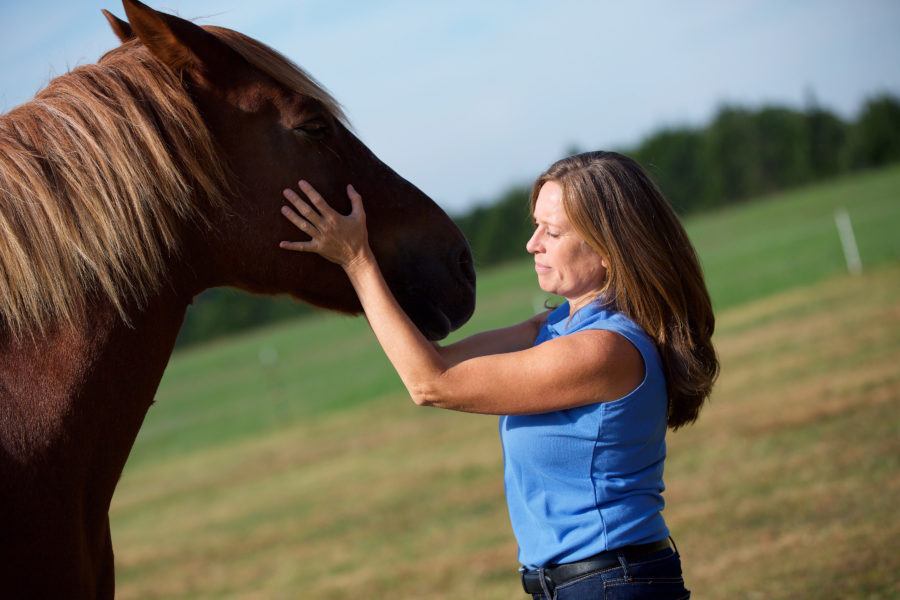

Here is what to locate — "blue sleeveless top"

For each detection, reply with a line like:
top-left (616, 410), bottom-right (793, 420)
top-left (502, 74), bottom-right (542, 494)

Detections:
top-left (499, 300), bottom-right (669, 568)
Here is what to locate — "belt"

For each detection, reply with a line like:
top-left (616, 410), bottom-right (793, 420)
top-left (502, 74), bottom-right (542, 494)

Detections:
top-left (519, 538), bottom-right (671, 595)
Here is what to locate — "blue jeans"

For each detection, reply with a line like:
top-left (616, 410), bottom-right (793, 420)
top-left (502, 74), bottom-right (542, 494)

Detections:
top-left (528, 547), bottom-right (690, 600)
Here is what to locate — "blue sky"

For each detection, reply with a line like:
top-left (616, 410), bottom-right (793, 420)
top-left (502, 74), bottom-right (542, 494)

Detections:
top-left (2, 0), bottom-right (899, 213)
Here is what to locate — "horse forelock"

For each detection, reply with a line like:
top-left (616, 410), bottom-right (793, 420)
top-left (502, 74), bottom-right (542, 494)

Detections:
top-left (0, 40), bottom-right (232, 341)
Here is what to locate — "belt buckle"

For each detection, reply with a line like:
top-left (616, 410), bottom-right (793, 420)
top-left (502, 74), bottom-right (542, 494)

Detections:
top-left (519, 567), bottom-right (551, 595)
top-left (518, 566), bottom-right (529, 593)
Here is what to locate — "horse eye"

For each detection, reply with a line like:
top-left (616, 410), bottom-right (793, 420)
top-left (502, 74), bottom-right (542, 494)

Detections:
top-left (294, 118), bottom-right (330, 139)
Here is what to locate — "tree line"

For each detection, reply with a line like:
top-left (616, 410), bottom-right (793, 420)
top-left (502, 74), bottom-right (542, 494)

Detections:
top-left (176, 92), bottom-right (900, 348)
top-left (455, 93), bottom-right (900, 268)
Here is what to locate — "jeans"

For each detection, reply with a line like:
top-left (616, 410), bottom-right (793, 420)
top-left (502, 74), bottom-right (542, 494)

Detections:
top-left (528, 547), bottom-right (690, 600)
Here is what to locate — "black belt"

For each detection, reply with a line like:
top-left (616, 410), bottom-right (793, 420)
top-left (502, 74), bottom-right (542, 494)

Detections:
top-left (519, 538), bottom-right (671, 595)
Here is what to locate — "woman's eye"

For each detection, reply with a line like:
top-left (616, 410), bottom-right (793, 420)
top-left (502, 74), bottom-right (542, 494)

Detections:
top-left (294, 118), bottom-right (330, 138)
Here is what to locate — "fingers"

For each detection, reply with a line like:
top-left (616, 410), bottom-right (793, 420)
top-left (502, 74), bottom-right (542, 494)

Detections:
top-left (284, 180), bottom-right (363, 218)
top-left (297, 180), bottom-right (331, 216)
top-left (279, 182), bottom-right (331, 255)
top-left (280, 204), bottom-right (315, 234)
top-left (279, 180), bottom-right (366, 256)
top-left (279, 240), bottom-right (309, 252)
top-left (347, 184), bottom-right (364, 217)
top-left (282, 186), bottom-right (321, 227)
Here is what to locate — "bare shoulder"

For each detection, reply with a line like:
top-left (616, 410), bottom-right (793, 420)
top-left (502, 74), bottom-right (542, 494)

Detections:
top-left (537, 328), bottom-right (646, 404)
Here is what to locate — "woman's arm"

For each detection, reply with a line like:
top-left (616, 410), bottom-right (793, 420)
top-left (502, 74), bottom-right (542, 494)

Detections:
top-left (433, 310), bottom-right (550, 366)
top-left (280, 182), bottom-right (643, 415)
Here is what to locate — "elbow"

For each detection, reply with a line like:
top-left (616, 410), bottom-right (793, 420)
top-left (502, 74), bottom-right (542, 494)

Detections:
top-left (408, 381), bottom-right (441, 408)
top-left (410, 394), bottom-right (431, 407)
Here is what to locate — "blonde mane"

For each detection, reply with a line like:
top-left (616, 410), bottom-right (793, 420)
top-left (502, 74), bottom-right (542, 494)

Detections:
top-left (0, 26), bottom-right (343, 340)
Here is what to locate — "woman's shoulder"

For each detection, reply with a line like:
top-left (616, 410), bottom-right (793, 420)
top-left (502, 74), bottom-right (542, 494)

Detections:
top-left (569, 303), bottom-right (662, 367)
top-left (540, 301), bottom-right (657, 360)
top-left (565, 301), bottom-right (645, 337)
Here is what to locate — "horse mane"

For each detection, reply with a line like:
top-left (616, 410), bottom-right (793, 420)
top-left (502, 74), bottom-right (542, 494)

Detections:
top-left (0, 26), bottom-right (344, 340)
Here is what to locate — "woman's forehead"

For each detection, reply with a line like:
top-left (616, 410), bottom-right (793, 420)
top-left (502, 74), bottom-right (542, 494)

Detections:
top-left (534, 181), bottom-right (568, 223)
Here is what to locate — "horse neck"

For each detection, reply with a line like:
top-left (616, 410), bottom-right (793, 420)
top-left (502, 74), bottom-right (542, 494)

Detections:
top-left (0, 282), bottom-right (191, 496)
top-left (0, 283), bottom-right (192, 596)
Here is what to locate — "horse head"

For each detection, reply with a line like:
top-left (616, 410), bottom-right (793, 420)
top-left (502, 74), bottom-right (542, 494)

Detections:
top-left (111, 0), bottom-right (475, 340)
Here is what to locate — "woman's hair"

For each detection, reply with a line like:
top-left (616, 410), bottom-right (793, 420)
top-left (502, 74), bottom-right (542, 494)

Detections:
top-left (530, 151), bottom-right (719, 429)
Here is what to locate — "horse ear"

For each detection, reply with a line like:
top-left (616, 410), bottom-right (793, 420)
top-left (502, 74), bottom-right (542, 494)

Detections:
top-left (121, 0), bottom-right (207, 71)
top-left (103, 9), bottom-right (136, 43)
top-left (120, 0), bottom-right (240, 78)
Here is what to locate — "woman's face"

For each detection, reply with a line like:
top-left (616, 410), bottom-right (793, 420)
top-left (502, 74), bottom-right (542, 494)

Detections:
top-left (526, 180), bottom-right (607, 311)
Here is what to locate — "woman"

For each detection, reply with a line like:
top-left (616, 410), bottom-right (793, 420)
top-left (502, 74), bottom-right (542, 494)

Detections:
top-left (279, 151), bottom-right (718, 599)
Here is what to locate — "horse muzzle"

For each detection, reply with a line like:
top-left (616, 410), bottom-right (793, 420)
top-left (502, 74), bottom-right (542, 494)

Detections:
top-left (393, 240), bottom-right (476, 341)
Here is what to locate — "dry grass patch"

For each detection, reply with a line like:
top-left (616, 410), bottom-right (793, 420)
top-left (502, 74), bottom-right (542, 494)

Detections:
top-left (666, 265), bottom-right (900, 599)
top-left (112, 265), bottom-right (899, 598)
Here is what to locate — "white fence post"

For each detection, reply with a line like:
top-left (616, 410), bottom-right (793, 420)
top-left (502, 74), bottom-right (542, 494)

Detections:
top-left (834, 208), bottom-right (862, 275)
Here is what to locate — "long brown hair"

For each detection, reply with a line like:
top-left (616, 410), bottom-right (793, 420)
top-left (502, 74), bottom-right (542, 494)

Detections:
top-left (531, 151), bottom-right (719, 429)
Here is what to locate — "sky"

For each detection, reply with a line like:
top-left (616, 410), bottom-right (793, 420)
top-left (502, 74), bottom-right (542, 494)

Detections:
top-left (1, 0), bottom-right (899, 214)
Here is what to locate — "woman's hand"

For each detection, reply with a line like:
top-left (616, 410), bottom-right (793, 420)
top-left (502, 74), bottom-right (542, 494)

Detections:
top-left (279, 180), bottom-right (373, 271)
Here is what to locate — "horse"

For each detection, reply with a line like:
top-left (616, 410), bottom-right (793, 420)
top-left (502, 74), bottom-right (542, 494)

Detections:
top-left (0, 1), bottom-right (476, 597)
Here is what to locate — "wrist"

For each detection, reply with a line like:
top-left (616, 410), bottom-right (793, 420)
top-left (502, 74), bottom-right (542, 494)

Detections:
top-left (343, 247), bottom-right (377, 278)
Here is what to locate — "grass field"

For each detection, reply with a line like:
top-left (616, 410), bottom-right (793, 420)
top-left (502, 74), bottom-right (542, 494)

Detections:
top-left (111, 166), bottom-right (900, 598)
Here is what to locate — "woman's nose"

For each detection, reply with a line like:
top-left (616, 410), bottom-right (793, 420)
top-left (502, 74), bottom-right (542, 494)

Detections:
top-left (525, 230), bottom-right (540, 254)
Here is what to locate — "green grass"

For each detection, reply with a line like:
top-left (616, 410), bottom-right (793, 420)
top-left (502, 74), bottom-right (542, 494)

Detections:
top-left (687, 165), bottom-right (900, 310)
top-left (112, 165), bottom-right (900, 598)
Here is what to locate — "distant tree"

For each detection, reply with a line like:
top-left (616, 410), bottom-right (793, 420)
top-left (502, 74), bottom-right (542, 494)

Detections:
top-left (175, 288), bottom-right (313, 348)
top-left (805, 93), bottom-right (849, 178)
top-left (694, 103), bottom-right (842, 205)
top-left (633, 127), bottom-right (708, 214)
top-left (755, 106), bottom-right (812, 192)
top-left (455, 185), bottom-right (532, 268)
top-left (702, 106), bottom-right (760, 204)
top-left (850, 94), bottom-right (900, 167)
